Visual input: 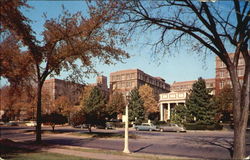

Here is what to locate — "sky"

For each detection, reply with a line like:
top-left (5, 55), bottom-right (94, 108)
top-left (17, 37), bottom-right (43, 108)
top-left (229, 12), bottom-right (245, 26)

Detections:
top-left (1, 1), bottom-right (225, 87)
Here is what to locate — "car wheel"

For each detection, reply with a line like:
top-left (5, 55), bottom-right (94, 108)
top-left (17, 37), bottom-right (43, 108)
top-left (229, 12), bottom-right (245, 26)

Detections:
top-left (160, 128), bottom-right (164, 132)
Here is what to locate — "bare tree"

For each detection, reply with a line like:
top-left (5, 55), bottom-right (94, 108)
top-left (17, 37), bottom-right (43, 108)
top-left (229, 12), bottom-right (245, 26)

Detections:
top-left (0, 0), bottom-right (129, 142)
top-left (102, 0), bottom-right (249, 158)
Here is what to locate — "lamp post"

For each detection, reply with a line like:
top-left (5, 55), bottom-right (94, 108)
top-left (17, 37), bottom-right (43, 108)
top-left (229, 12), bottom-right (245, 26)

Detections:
top-left (123, 92), bottom-right (130, 153)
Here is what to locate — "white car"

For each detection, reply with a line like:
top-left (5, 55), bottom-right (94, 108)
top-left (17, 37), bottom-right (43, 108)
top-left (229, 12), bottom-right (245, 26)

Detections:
top-left (25, 121), bottom-right (37, 127)
top-left (158, 123), bottom-right (186, 132)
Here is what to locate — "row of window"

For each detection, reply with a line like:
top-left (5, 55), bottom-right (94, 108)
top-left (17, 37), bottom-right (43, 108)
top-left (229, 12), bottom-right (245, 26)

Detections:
top-left (219, 59), bottom-right (244, 68)
top-left (172, 82), bottom-right (214, 91)
top-left (219, 79), bottom-right (243, 89)
top-left (111, 73), bottom-right (136, 81)
top-left (138, 73), bottom-right (166, 89)
top-left (219, 69), bottom-right (245, 78)
top-left (112, 81), bottom-right (135, 89)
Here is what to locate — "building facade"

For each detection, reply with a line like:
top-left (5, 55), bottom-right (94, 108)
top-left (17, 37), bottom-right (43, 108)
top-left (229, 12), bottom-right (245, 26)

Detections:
top-left (171, 78), bottom-right (215, 94)
top-left (159, 91), bottom-right (187, 121)
top-left (110, 69), bottom-right (170, 96)
top-left (215, 53), bottom-right (245, 94)
top-left (159, 52), bottom-right (246, 121)
top-left (43, 79), bottom-right (84, 105)
top-left (159, 78), bottom-right (215, 121)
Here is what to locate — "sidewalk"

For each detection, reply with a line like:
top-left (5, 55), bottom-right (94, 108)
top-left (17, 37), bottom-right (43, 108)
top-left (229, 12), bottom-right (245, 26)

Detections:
top-left (42, 145), bottom-right (194, 160)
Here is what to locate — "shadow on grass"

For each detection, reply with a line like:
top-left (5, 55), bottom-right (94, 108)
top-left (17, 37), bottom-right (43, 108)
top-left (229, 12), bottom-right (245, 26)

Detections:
top-left (0, 139), bottom-right (57, 159)
top-left (24, 129), bottom-right (79, 134)
top-left (183, 136), bottom-right (234, 158)
top-left (134, 144), bottom-right (153, 153)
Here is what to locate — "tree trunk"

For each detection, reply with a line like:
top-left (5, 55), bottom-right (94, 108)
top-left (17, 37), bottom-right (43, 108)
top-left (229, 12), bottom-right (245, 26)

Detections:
top-left (231, 61), bottom-right (250, 159)
top-left (88, 125), bottom-right (92, 133)
top-left (233, 121), bottom-right (247, 159)
top-left (52, 125), bottom-right (55, 132)
top-left (36, 82), bottom-right (42, 143)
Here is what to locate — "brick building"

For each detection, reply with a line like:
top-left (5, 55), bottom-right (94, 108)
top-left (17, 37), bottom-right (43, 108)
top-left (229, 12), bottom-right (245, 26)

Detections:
top-left (215, 53), bottom-right (245, 94)
top-left (43, 79), bottom-right (84, 105)
top-left (110, 69), bottom-right (170, 96)
top-left (171, 78), bottom-right (215, 95)
top-left (159, 52), bottom-right (246, 121)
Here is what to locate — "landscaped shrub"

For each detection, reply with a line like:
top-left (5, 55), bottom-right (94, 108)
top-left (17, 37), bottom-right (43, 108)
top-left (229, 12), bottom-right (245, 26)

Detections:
top-left (184, 123), bottom-right (223, 130)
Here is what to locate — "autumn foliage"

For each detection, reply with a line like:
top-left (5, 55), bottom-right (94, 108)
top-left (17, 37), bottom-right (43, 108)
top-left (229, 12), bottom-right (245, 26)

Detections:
top-left (1, 0), bottom-right (129, 142)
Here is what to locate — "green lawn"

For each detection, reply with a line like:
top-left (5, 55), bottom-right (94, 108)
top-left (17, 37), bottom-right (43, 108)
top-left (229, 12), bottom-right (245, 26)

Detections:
top-left (6, 152), bottom-right (97, 160)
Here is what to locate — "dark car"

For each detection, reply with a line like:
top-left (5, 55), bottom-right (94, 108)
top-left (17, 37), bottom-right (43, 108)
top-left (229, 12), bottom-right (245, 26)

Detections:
top-left (158, 123), bottom-right (186, 132)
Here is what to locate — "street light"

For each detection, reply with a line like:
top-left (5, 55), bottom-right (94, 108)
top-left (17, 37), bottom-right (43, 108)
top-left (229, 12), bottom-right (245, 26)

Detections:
top-left (123, 92), bottom-right (130, 153)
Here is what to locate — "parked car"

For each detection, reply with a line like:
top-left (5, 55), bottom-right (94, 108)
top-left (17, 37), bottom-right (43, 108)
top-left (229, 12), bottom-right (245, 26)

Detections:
top-left (72, 124), bottom-right (88, 128)
top-left (96, 122), bottom-right (114, 130)
top-left (6, 121), bottom-right (18, 126)
top-left (25, 121), bottom-right (37, 127)
top-left (134, 123), bottom-right (158, 131)
top-left (158, 123), bottom-right (186, 132)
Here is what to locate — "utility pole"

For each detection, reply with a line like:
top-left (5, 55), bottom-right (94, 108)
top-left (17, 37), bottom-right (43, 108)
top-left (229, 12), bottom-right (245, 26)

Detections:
top-left (123, 93), bottom-right (130, 153)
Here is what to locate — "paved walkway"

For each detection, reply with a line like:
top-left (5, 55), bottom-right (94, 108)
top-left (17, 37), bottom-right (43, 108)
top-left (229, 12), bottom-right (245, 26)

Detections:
top-left (42, 145), bottom-right (193, 160)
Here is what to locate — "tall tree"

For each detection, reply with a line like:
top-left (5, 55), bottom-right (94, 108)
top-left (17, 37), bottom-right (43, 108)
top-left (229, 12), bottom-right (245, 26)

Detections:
top-left (42, 112), bottom-right (67, 132)
top-left (171, 104), bottom-right (187, 125)
top-left (128, 88), bottom-right (144, 123)
top-left (81, 86), bottom-right (107, 131)
top-left (52, 96), bottom-right (75, 123)
top-left (186, 78), bottom-right (217, 125)
top-left (139, 84), bottom-right (158, 119)
top-left (0, 0), bottom-right (129, 142)
top-left (99, 0), bottom-right (249, 158)
top-left (107, 91), bottom-right (125, 119)
top-left (0, 86), bottom-right (36, 121)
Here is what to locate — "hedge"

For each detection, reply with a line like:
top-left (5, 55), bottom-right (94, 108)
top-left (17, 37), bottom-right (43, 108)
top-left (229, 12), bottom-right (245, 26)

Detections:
top-left (184, 123), bottom-right (223, 130)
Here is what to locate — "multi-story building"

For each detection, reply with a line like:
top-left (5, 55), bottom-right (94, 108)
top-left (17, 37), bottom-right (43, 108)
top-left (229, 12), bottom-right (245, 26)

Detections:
top-left (43, 79), bottom-right (84, 105)
top-left (215, 53), bottom-right (245, 94)
top-left (159, 78), bottom-right (215, 121)
top-left (90, 75), bottom-right (109, 94)
top-left (159, 52), bottom-right (246, 121)
top-left (171, 78), bottom-right (216, 94)
top-left (110, 69), bottom-right (170, 96)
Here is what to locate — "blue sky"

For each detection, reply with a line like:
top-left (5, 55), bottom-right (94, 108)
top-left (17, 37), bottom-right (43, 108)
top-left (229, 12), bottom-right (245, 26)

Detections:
top-left (1, 1), bottom-right (221, 87)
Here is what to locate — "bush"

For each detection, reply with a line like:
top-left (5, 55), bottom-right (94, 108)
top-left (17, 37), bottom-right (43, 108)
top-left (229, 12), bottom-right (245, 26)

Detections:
top-left (184, 123), bottom-right (223, 130)
top-left (42, 112), bottom-right (67, 131)
top-left (112, 121), bottom-right (125, 128)
top-left (153, 121), bottom-right (167, 125)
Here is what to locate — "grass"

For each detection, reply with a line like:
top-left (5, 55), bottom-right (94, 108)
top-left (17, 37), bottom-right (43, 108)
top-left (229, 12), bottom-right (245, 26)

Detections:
top-left (71, 132), bottom-right (138, 139)
top-left (66, 147), bottom-right (126, 156)
top-left (5, 152), bottom-right (97, 160)
top-left (64, 147), bottom-right (188, 160)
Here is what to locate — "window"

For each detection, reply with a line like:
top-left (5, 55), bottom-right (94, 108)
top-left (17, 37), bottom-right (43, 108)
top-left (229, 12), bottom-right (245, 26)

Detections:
top-left (238, 69), bottom-right (244, 76)
top-left (132, 81), bottom-right (136, 87)
top-left (220, 71), bottom-right (224, 78)
top-left (131, 73), bottom-right (135, 79)
top-left (116, 75), bottom-right (120, 81)
top-left (117, 82), bottom-right (121, 88)
top-left (239, 79), bottom-right (243, 85)
top-left (121, 74), bottom-right (125, 80)
top-left (220, 81), bottom-right (224, 89)
top-left (239, 59), bottom-right (244, 65)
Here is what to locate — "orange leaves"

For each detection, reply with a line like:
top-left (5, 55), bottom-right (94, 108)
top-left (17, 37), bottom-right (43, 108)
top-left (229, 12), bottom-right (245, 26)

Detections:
top-left (139, 84), bottom-right (159, 113)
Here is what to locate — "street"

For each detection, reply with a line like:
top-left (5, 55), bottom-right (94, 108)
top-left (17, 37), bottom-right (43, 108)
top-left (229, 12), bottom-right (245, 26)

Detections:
top-left (2, 126), bottom-right (249, 159)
